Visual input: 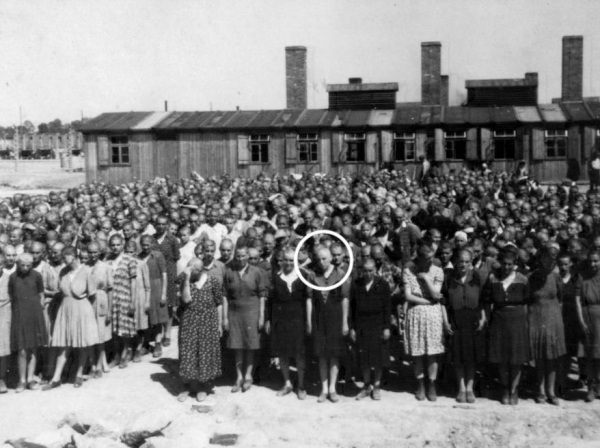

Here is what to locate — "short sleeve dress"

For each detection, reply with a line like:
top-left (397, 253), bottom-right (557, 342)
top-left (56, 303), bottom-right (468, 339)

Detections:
top-left (90, 260), bottom-right (113, 343)
top-left (179, 275), bottom-right (222, 383)
top-left (153, 234), bottom-right (180, 307)
top-left (51, 265), bottom-right (99, 348)
top-left (403, 263), bottom-right (445, 357)
top-left (10, 270), bottom-right (48, 351)
top-left (142, 251), bottom-right (169, 326)
top-left (579, 272), bottom-right (600, 359)
top-left (0, 268), bottom-right (13, 357)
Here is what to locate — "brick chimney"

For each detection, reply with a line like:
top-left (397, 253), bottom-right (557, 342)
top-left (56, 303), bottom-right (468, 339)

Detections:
top-left (421, 42), bottom-right (442, 105)
top-left (440, 75), bottom-right (449, 106)
top-left (562, 36), bottom-right (583, 101)
top-left (285, 46), bottom-right (307, 109)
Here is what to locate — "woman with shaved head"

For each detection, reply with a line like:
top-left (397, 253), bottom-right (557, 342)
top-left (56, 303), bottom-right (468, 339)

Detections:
top-left (307, 246), bottom-right (350, 403)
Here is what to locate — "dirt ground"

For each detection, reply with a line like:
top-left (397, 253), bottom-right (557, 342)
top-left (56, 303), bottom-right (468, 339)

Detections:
top-left (1, 332), bottom-right (600, 448)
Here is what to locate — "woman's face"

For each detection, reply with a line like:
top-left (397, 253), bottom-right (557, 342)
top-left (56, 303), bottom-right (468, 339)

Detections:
top-left (456, 253), bottom-right (471, 276)
top-left (79, 252), bottom-right (89, 265)
top-left (500, 257), bottom-right (516, 276)
top-left (590, 254), bottom-right (600, 273)
top-left (63, 252), bottom-right (76, 267)
top-left (110, 239), bottom-right (124, 256)
top-left (416, 249), bottom-right (434, 271)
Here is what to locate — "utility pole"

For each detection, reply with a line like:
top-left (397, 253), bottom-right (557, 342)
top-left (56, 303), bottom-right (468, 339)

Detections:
top-left (16, 106), bottom-right (22, 172)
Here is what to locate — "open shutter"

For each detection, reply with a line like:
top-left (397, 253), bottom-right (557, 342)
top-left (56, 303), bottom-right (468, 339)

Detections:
top-left (332, 132), bottom-right (346, 163)
top-left (381, 130), bottom-right (393, 162)
top-left (480, 128), bottom-right (492, 160)
top-left (531, 128), bottom-right (545, 160)
top-left (416, 130), bottom-right (427, 161)
top-left (285, 133), bottom-right (297, 164)
top-left (98, 135), bottom-right (109, 166)
top-left (434, 129), bottom-right (444, 161)
top-left (466, 128), bottom-right (478, 159)
top-left (237, 134), bottom-right (249, 165)
top-left (366, 132), bottom-right (377, 163)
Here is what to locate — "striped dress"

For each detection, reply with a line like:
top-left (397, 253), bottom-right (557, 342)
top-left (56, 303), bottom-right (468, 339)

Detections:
top-left (107, 254), bottom-right (138, 338)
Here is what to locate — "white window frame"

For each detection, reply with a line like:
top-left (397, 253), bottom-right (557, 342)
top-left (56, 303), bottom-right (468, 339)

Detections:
top-left (393, 132), bottom-right (416, 161)
top-left (394, 132), bottom-right (415, 140)
top-left (249, 134), bottom-right (270, 163)
top-left (544, 130), bottom-right (567, 159)
top-left (344, 133), bottom-right (366, 162)
top-left (297, 133), bottom-right (318, 163)
top-left (493, 130), bottom-right (516, 138)
top-left (344, 132), bottom-right (366, 142)
top-left (444, 131), bottom-right (467, 139)
top-left (110, 135), bottom-right (130, 165)
top-left (545, 130), bottom-right (568, 138)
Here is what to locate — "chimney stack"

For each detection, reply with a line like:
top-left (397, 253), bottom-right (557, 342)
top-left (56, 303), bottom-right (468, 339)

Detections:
top-left (285, 46), bottom-right (307, 109)
top-left (421, 42), bottom-right (442, 105)
top-left (562, 36), bottom-right (583, 101)
top-left (440, 75), bottom-right (449, 107)
top-left (349, 78), bottom-right (363, 84)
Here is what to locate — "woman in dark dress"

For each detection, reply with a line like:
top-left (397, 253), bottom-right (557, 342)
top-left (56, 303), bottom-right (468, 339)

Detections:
top-left (307, 247), bottom-right (350, 403)
top-left (576, 250), bottom-right (600, 402)
top-left (222, 246), bottom-right (266, 393)
top-left (483, 249), bottom-right (530, 405)
top-left (267, 248), bottom-right (309, 400)
top-left (557, 252), bottom-right (585, 391)
top-left (179, 259), bottom-right (223, 402)
top-left (152, 215), bottom-right (180, 348)
top-left (139, 235), bottom-right (168, 358)
top-left (528, 247), bottom-right (566, 405)
top-left (442, 249), bottom-right (486, 404)
top-left (9, 253), bottom-right (47, 392)
top-left (350, 259), bottom-right (391, 401)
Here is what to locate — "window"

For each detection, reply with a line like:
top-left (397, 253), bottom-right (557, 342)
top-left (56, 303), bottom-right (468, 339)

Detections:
top-left (249, 134), bottom-right (269, 163)
top-left (393, 132), bottom-right (415, 161)
top-left (493, 129), bottom-right (516, 160)
top-left (345, 133), bottom-right (366, 162)
top-left (110, 135), bottom-right (129, 164)
top-left (444, 131), bottom-right (467, 160)
top-left (545, 130), bottom-right (567, 159)
top-left (298, 133), bottom-right (318, 162)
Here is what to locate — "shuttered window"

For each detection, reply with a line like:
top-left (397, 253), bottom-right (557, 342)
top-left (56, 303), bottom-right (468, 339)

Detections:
top-left (249, 134), bottom-right (269, 163)
top-left (493, 130), bottom-right (516, 160)
top-left (110, 135), bottom-right (129, 164)
top-left (345, 133), bottom-right (366, 162)
top-left (298, 133), bottom-right (318, 163)
top-left (237, 135), bottom-right (249, 165)
top-left (393, 132), bottom-right (415, 161)
top-left (545, 130), bottom-right (567, 159)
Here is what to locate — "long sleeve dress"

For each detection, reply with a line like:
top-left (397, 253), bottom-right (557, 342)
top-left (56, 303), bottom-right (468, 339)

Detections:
top-left (107, 254), bottom-right (138, 338)
top-left (153, 234), bottom-right (180, 307)
top-left (351, 275), bottom-right (391, 369)
top-left (579, 272), bottom-right (600, 359)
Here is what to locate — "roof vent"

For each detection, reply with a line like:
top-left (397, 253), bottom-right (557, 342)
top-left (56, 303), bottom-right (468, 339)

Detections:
top-left (349, 78), bottom-right (362, 84)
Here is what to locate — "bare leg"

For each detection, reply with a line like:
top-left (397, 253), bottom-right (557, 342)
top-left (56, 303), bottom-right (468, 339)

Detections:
top-left (26, 349), bottom-right (38, 383)
top-left (427, 355), bottom-right (439, 380)
top-left (318, 357), bottom-right (328, 395)
top-left (536, 359), bottom-right (546, 398)
top-left (413, 356), bottom-right (424, 379)
top-left (234, 350), bottom-right (244, 384)
top-left (362, 366), bottom-right (372, 387)
top-left (244, 350), bottom-right (255, 382)
top-left (465, 364), bottom-right (476, 393)
top-left (18, 349), bottom-right (27, 384)
top-left (456, 365), bottom-right (466, 392)
top-left (510, 364), bottom-right (522, 396)
top-left (76, 348), bottom-right (89, 378)
top-left (546, 360), bottom-right (557, 398)
top-left (328, 357), bottom-right (339, 394)
top-left (164, 307), bottom-right (173, 342)
top-left (373, 368), bottom-right (383, 388)
top-left (498, 363), bottom-right (510, 404)
top-left (51, 348), bottom-right (69, 383)
top-left (280, 357), bottom-right (292, 387)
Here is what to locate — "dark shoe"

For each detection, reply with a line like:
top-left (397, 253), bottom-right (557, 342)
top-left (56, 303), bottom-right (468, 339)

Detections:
top-left (41, 381), bottom-right (61, 392)
top-left (355, 387), bottom-right (371, 401)
top-left (231, 381), bottom-right (243, 393)
top-left (242, 379), bottom-right (253, 392)
top-left (548, 395), bottom-right (560, 406)
top-left (277, 385), bottom-right (293, 397)
top-left (162, 338), bottom-right (171, 348)
top-left (27, 381), bottom-right (39, 391)
top-left (415, 379), bottom-right (425, 401)
top-left (317, 393), bottom-right (327, 403)
top-left (153, 343), bottom-right (162, 358)
top-left (510, 391), bottom-right (519, 405)
top-left (426, 380), bottom-right (437, 402)
top-left (0, 380), bottom-right (7, 394)
top-left (297, 389), bottom-right (307, 400)
top-left (328, 392), bottom-right (340, 403)
top-left (535, 394), bottom-right (547, 404)
top-left (74, 377), bottom-right (83, 388)
top-left (132, 351), bottom-right (142, 363)
top-left (371, 387), bottom-right (381, 401)
top-left (456, 391), bottom-right (467, 403)
top-left (501, 388), bottom-right (510, 405)
top-left (466, 391), bottom-right (476, 404)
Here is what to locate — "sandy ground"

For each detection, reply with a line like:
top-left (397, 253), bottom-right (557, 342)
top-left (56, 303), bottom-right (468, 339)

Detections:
top-left (0, 159), bottom-right (84, 196)
top-left (1, 332), bottom-right (600, 448)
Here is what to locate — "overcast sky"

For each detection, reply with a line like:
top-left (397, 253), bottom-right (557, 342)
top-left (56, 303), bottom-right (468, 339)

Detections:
top-left (1, 0), bottom-right (600, 125)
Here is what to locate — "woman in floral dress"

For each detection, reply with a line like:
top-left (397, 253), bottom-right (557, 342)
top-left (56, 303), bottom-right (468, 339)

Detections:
top-left (403, 241), bottom-right (445, 402)
top-left (106, 234), bottom-right (138, 369)
top-left (179, 258), bottom-right (222, 402)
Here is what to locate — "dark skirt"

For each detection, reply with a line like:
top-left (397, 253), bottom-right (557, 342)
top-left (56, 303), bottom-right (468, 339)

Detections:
top-left (563, 303), bottom-right (584, 357)
top-left (528, 299), bottom-right (566, 360)
top-left (489, 305), bottom-right (529, 365)
top-left (11, 297), bottom-right (48, 351)
top-left (313, 299), bottom-right (345, 359)
top-left (355, 314), bottom-right (390, 369)
top-left (449, 308), bottom-right (485, 365)
top-left (270, 301), bottom-right (305, 358)
top-left (148, 277), bottom-right (169, 326)
top-left (582, 305), bottom-right (600, 360)
top-left (227, 305), bottom-right (261, 350)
